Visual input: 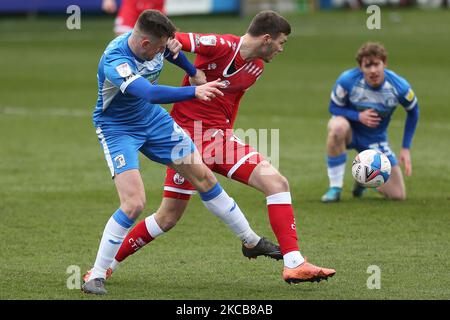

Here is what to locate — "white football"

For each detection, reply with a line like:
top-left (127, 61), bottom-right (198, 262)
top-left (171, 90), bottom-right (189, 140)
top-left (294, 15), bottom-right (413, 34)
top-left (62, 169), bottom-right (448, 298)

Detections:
top-left (351, 149), bottom-right (391, 188)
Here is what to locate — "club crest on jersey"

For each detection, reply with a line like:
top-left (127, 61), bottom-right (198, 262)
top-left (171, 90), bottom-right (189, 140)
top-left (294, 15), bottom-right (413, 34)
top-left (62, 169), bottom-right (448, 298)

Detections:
top-left (199, 35), bottom-right (217, 46)
top-left (208, 63), bottom-right (217, 70)
top-left (220, 80), bottom-right (230, 88)
top-left (173, 173), bottom-right (185, 185)
top-left (116, 63), bottom-right (132, 78)
top-left (114, 154), bottom-right (126, 169)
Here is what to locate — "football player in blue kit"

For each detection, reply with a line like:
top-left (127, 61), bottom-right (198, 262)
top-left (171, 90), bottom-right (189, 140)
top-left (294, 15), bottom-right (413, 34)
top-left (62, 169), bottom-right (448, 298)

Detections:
top-left (82, 10), bottom-right (280, 295)
top-left (321, 42), bottom-right (419, 202)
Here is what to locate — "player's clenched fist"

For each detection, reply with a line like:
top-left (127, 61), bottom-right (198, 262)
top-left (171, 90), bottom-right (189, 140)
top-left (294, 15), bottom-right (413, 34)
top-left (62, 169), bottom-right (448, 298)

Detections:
top-left (359, 108), bottom-right (381, 128)
top-left (194, 78), bottom-right (225, 101)
top-left (166, 38), bottom-right (182, 59)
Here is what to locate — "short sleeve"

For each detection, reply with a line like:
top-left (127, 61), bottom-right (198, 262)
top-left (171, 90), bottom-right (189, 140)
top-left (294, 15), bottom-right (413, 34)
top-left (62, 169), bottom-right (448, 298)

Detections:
top-left (176, 32), bottom-right (227, 57)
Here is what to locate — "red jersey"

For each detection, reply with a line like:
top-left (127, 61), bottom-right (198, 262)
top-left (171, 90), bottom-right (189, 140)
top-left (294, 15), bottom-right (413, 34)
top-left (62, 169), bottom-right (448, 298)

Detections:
top-left (172, 32), bottom-right (264, 135)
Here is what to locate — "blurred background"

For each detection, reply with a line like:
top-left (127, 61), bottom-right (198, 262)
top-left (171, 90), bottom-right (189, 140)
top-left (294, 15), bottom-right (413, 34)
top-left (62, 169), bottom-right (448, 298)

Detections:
top-left (0, 0), bottom-right (449, 16)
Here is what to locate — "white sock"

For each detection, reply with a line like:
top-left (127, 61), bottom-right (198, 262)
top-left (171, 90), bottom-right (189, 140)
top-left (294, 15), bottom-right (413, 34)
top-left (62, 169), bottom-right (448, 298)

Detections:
top-left (145, 214), bottom-right (165, 238)
top-left (89, 210), bottom-right (134, 280)
top-left (283, 251), bottom-right (305, 269)
top-left (200, 184), bottom-right (260, 247)
top-left (328, 162), bottom-right (346, 188)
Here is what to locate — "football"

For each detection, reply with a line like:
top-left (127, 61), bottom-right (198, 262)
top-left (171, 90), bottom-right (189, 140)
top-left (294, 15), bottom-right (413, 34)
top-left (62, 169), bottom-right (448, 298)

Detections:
top-left (351, 149), bottom-right (391, 188)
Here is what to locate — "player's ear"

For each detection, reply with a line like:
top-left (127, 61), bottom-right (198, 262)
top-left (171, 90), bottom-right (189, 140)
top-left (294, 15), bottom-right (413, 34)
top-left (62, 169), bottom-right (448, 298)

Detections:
top-left (262, 34), bottom-right (271, 44)
top-left (141, 38), bottom-right (151, 49)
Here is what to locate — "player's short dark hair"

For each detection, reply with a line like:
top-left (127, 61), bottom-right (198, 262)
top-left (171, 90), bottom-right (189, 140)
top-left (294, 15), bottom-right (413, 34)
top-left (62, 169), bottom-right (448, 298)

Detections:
top-left (135, 9), bottom-right (176, 39)
top-left (356, 42), bottom-right (387, 65)
top-left (247, 10), bottom-right (291, 39)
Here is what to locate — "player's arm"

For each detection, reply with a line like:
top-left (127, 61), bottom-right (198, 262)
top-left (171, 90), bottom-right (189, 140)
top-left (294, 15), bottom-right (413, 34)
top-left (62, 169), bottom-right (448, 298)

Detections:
top-left (164, 39), bottom-right (206, 85)
top-left (164, 45), bottom-right (197, 77)
top-left (329, 82), bottom-right (381, 127)
top-left (398, 88), bottom-right (420, 176)
top-left (105, 58), bottom-right (222, 103)
top-left (175, 32), bottom-right (221, 57)
top-left (125, 77), bottom-right (224, 104)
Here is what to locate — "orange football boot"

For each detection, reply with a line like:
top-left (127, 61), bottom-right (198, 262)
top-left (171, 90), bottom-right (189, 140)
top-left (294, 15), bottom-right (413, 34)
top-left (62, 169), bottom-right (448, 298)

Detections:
top-left (283, 260), bottom-right (336, 284)
top-left (82, 268), bottom-right (113, 283)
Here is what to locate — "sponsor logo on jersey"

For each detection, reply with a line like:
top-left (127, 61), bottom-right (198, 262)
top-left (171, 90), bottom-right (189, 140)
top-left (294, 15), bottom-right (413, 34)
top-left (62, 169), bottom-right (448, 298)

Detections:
top-left (199, 35), bottom-right (217, 46)
top-left (114, 154), bottom-right (126, 169)
top-left (195, 34), bottom-right (201, 47)
top-left (147, 70), bottom-right (161, 84)
top-left (173, 173), bottom-right (185, 185)
top-left (405, 89), bottom-right (415, 102)
top-left (116, 62), bottom-right (132, 78)
top-left (220, 38), bottom-right (225, 45)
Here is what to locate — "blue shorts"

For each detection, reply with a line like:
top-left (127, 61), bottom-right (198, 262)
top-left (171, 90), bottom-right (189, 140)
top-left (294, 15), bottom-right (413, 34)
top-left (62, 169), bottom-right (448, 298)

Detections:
top-left (347, 132), bottom-right (398, 167)
top-left (95, 108), bottom-right (196, 177)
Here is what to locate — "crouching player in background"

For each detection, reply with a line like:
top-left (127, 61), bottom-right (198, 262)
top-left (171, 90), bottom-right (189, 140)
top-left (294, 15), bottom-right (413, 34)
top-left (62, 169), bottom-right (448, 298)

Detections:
top-left (321, 42), bottom-right (419, 203)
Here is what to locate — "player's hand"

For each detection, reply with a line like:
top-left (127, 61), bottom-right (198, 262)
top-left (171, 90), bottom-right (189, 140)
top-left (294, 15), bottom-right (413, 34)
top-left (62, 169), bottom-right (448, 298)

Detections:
top-left (102, 0), bottom-right (117, 14)
top-left (167, 38), bottom-right (182, 59)
top-left (399, 148), bottom-right (412, 176)
top-left (359, 109), bottom-right (381, 128)
top-left (195, 78), bottom-right (225, 102)
top-left (189, 69), bottom-right (207, 86)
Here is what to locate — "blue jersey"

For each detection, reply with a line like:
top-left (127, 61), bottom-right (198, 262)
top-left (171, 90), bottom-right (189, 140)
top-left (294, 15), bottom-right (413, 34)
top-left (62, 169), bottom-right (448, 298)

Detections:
top-left (330, 67), bottom-right (418, 141)
top-left (93, 31), bottom-right (165, 128)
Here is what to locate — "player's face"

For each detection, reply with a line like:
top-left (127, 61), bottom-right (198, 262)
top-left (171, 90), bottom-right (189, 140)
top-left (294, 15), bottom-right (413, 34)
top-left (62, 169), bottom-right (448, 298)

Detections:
top-left (141, 36), bottom-right (168, 61)
top-left (360, 56), bottom-right (386, 87)
top-left (261, 33), bottom-right (288, 63)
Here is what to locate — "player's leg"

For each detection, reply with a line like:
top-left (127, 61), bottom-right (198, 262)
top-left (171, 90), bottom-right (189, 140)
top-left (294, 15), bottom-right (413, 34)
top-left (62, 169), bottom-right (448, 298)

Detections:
top-left (246, 161), bottom-right (336, 283)
top-left (82, 130), bottom-right (144, 295)
top-left (110, 168), bottom-right (192, 272)
top-left (140, 115), bottom-right (267, 256)
top-left (321, 116), bottom-right (353, 203)
top-left (170, 150), bottom-right (263, 248)
top-left (377, 165), bottom-right (406, 200)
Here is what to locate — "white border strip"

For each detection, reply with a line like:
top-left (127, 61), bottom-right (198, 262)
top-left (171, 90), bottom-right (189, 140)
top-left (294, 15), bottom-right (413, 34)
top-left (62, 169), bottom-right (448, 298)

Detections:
top-left (188, 32), bottom-right (195, 53)
top-left (266, 192), bottom-right (292, 205)
top-left (164, 186), bottom-right (197, 195)
top-left (227, 151), bottom-right (258, 179)
top-left (120, 74), bottom-right (141, 93)
top-left (96, 127), bottom-right (115, 177)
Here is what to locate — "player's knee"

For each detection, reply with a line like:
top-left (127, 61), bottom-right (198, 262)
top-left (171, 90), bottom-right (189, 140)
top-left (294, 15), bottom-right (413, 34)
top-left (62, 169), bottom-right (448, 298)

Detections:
top-left (193, 167), bottom-right (217, 192)
top-left (263, 173), bottom-right (290, 195)
top-left (328, 117), bottom-right (349, 141)
top-left (122, 196), bottom-right (146, 218)
top-left (389, 191), bottom-right (406, 201)
top-left (158, 215), bottom-right (178, 231)
top-left (384, 187), bottom-right (406, 201)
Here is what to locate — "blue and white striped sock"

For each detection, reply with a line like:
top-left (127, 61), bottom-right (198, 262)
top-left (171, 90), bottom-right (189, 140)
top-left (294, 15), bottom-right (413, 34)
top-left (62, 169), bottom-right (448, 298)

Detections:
top-left (199, 183), bottom-right (260, 246)
top-left (89, 208), bottom-right (135, 280)
top-left (327, 153), bottom-right (347, 188)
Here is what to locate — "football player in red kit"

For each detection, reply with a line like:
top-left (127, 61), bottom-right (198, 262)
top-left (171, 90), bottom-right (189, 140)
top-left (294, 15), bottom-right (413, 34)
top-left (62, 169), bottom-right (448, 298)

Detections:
top-left (103, 11), bottom-right (336, 284)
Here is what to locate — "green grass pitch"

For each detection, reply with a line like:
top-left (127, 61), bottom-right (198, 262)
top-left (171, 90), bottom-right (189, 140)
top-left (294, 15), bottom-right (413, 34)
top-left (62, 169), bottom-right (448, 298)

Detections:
top-left (0, 9), bottom-right (449, 300)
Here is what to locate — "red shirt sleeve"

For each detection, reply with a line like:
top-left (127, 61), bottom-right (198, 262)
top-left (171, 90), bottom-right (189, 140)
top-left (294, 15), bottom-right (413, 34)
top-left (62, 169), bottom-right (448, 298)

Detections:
top-left (175, 32), bottom-right (225, 57)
